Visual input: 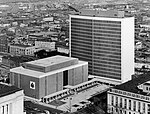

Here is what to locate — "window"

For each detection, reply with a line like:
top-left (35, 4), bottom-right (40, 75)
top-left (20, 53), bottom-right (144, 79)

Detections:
top-left (132, 94), bottom-right (135, 97)
top-left (2, 106), bottom-right (4, 114)
top-left (128, 93), bottom-right (131, 96)
top-left (63, 70), bottom-right (68, 86)
top-left (120, 98), bottom-right (122, 108)
top-left (146, 97), bottom-right (149, 100)
top-left (116, 97), bottom-right (118, 107)
top-left (138, 102), bottom-right (141, 112)
top-left (123, 92), bottom-right (126, 95)
top-left (146, 87), bottom-right (149, 91)
top-left (30, 81), bottom-right (35, 89)
top-left (143, 103), bottom-right (145, 113)
top-left (111, 95), bottom-right (114, 106)
top-left (7, 104), bottom-right (8, 114)
top-left (124, 99), bottom-right (127, 109)
top-left (148, 104), bottom-right (150, 114)
top-left (133, 101), bottom-right (136, 111)
top-left (129, 100), bottom-right (131, 110)
top-left (116, 108), bottom-right (118, 112)
top-left (124, 110), bottom-right (126, 114)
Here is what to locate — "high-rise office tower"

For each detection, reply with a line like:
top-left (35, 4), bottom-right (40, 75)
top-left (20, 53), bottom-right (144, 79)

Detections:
top-left (70, 10), bottom-right (134, 84)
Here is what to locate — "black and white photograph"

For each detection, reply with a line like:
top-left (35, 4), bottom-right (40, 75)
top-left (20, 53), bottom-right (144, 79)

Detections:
top-left (0, 0), bottom-right (149, 114)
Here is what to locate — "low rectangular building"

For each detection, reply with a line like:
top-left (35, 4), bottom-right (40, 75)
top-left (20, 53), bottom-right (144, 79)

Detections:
top-left (107, 73), bottom-right (150, 114)
top-left (10, 55), bottom-right (88, 99)
top-left (9, 44), bottom-right (36, 56)
top-left (35, 40), bottom-right (55, 51)
top-left (0, 34), bottom-right (8, 53)
top-left (0, 83), bottom-right (24, 114)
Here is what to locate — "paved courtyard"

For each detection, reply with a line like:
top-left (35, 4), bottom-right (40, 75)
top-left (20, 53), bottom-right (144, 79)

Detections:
top-left (55, 84), bottom-right (110, 112)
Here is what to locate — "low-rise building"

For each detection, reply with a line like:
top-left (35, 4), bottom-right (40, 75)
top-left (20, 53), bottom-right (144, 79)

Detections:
top-left (57, 46), bottom-right (69, 54)
top-left (35, 40), bottom-right (55, 51)
top-left (9, 44), bottom-right (36, 56)
top-left (10, 55), bottom-right (88, 99)
top-left (0, 34), bottom-right (8, 53)
top-left (0, 55), bottom-right (37, 77)
top-left (107, 73), bottom-right (150, 114)
top-left (43, 17), bottom-right (54, 22)
top-left (0, 83), bottom-right (24, 114)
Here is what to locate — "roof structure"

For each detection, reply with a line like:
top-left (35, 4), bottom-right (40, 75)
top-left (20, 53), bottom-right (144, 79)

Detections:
top-left (78, 9), bottom-right (125, 18)
top-left (29, 31), bottom-right (58, 36)
top-left (0, 83), bottom-right (22, 97)
top-left (25, 55), bottom-right (77, 67)
top-left (10, 56), bottom-right (88, 78)
top-left (114, 73), bottom-right (150, 95)
top-left (2, 55), bottom-right (37, 63)
top-left (10, 44), bottom-right (32, 48)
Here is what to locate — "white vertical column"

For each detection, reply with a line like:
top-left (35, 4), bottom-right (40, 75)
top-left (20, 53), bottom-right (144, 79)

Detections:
top-left (9, 103), bottom-right (12, 114)
top-left (146, 103), bottom-right (148, 114)
top-left (7, 104), bottom-right (9, 114)
top-left (108, 94), bottom-right (111, 106)
top-left (4, 105), bottom-right (7, 114)
top-left (140, 102), bottom-right (142, 113)
top-left (118, 97), bottom-right (120, 107)
top-left (136, 101), bottom-right (138, 112)
top-left (126, 99), bottom-right (129, 111)
top-left (131, 100), bottom-right (132, 111)
top-left (0, 106), bottom-right (2, 114)
top-left (122, 98), bottom-right (124, 108)
top-left (114, 95), bottom-right (116, 106)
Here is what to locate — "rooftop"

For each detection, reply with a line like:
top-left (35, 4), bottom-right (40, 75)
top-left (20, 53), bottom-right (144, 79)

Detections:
top-left (10, 60), bottom-right (87, 78)
top-left (0, 83), bottom-right (22, 97)
top-left (2, 55), bottom-right (37, 64)
top-left (24, 101), bottom-right (63, 114)
top-left (114, 73), bottom-right (150, 96)
top-left (29, 31), bottom-right (58, 36)
top-left (25, 55), bottom-right (77, 67)
top-left (78, 9), bottom-right (125, 18)
top-left (10, 44), bottom-right (32, 48)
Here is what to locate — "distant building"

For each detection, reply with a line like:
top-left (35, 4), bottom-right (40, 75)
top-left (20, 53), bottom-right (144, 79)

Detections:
top-left (56, 42), bottom-right (69, 54)
top-left (79, 9), bottom-right (125, 18)
top-left (43, 17), bottom-right (54, 22)
top-left (107, 73), bottom-right (150, 114)
top-left (0, 34), bottom-right (8, 53)
top-left (26, 27), bottom-right (41, 34)
top-left (0, 83), bottom-right (24, 114)
top-left (35, 40), bottom-right (55, 51)
top-left (9, 44), bottom-right (36, 56)
top-left (2, 55), bottom-right (37, 68)
top-left (0, 55), bottom-right (37, 77)
top-left (57, 46), bottom-right (69, 54)
top-left (70, 9), bottom-right (134, 84)
top-left (10, 55), bottom-right (88, 99)
top-left (28, 31), bottom-right (58, 45)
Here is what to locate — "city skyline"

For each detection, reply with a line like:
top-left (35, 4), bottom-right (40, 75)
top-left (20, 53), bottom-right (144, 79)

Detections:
top-left (0, 1), bottom-right (149, 114)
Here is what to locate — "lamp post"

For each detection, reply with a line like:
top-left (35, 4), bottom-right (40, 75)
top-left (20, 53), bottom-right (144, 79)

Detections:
top-left (69, 97), bottom-right (72, 112)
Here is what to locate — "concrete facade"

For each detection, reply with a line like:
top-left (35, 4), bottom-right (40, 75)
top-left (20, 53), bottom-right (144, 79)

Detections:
top-left (35, 41), bottom-right (55, 51)
top-left (107, 73), bottom-right (150, 114)
top-left (9, 44), bottom-right (36, 56)
top-left (0, 83), bottom-right (24, 114)
top-left (0, 34), bottom-right (8, 53)
top-left (70, 11), bottom-right (134, 84)
top-left (10, 56), bottom-right (88, 99)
